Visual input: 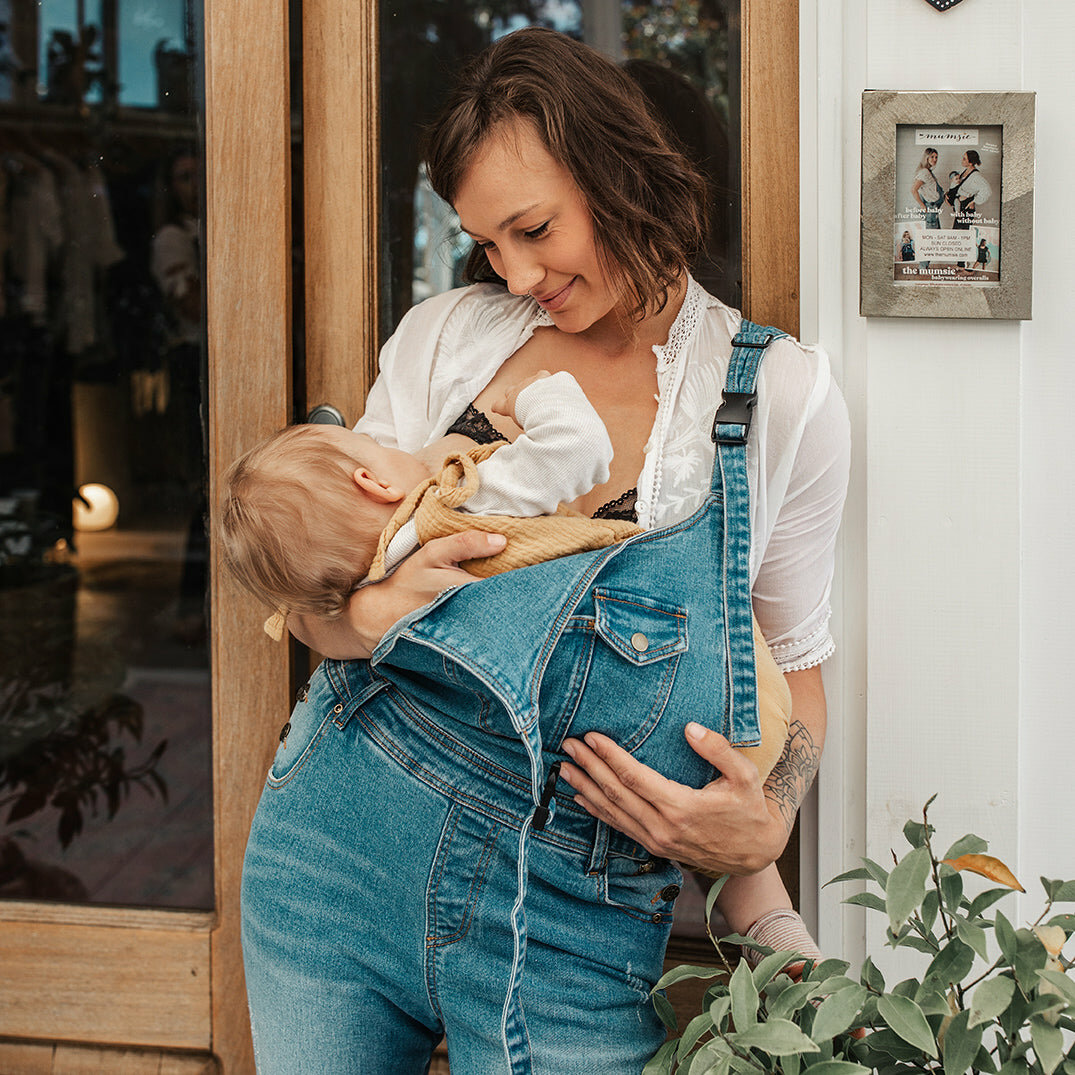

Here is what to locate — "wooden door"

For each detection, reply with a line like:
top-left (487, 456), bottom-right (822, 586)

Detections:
top-left (0, 1), bottom-right (293, 1070)
top-left (0, 1), bottom-right (797, 1069)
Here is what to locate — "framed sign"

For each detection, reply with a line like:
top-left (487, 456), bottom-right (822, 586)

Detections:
top-left (860, 90), bottom-right (1035, 319)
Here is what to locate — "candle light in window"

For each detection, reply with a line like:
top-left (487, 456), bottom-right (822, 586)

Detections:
top-left (74, 483), bottom-right (120, 531)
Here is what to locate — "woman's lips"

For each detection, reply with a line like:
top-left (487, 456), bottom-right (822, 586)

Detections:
top-left (534, 278), bottom-right (575, 312)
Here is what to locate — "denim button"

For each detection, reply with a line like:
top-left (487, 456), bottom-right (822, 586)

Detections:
top-left (630, 632), bottom-right (649, 653)
top-left (660, 884), bottom-right (681, 902)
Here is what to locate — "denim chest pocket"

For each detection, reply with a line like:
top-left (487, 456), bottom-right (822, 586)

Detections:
top-left (546, 588), bottom-right (688, 753)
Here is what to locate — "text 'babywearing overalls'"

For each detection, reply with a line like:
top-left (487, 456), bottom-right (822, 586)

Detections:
top-left (240, 322), bottom-right (784, 1075)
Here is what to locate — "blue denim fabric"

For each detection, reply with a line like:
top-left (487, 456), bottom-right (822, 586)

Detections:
top-left (242, 323), bottom-right (783, 1073)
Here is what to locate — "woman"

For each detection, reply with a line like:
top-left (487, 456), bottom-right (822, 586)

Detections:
top-left (910, 146), bottom-right (942, 267)
top-left (241, 28), bottom-right (850, 1074)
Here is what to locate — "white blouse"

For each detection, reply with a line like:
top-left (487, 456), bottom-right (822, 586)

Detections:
top-left (356, 277), bottom-right (851, 671)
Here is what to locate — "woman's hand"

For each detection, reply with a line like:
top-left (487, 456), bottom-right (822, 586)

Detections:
top-left (560, 666), bottom-right (827, 876)
top-left (288, 530), bottom-right (507, 659)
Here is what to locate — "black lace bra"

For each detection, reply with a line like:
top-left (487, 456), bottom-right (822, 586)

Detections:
top-left (445, 403), bottom-right (639, 523)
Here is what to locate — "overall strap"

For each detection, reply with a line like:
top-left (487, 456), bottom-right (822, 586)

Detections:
top-left (711, 319), bottom-right (786, 746)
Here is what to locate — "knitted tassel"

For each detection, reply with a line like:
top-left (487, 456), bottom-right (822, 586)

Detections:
top-left (263, 607), bottom-right (288, 641)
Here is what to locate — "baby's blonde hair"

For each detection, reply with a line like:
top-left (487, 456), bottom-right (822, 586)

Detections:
top-left (220, 425), bottom-right (384, 618)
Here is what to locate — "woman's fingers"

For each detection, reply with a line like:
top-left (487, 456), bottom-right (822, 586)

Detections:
top-left (561, 732), bottom-right (690, 854)
top-left (412, 530), bottom-right (507, 576)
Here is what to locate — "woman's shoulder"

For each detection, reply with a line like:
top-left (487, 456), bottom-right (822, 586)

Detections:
top-left (695, 289), bottom-right (837, 422)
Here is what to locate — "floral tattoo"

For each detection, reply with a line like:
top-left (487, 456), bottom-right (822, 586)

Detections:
top-left (764, 719), bottom-right (822, 833)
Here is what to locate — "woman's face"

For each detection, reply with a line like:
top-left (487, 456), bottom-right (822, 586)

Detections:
top-left (961, 152), bottom-right (970, 168)
top-left (927, 151), bottom-right (938, 167)
top-left (452, 118), bottom-right (620, 336)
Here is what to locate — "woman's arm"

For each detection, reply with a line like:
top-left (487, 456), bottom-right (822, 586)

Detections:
top-left (559, 665), bottom-right (825, 876)
top-left (911, 176), bottom-right (926, 208)
top-left (289, 531), bottom-right (507, 659)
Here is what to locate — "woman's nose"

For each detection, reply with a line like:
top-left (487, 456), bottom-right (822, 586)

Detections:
top-left (500, 249), bottom-right (544, 297)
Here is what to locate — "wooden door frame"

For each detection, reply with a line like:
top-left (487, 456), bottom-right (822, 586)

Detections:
top-left (0, 1), bottom-right (294, 1071)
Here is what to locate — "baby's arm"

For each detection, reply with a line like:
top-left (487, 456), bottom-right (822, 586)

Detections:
top-left (463, 371), bottom-right (612, 517)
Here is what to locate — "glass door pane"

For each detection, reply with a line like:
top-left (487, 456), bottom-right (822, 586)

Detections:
top-left (1, 0), bottom-right (212, 909)
top-left (379, 0), bottom-right (741, 340)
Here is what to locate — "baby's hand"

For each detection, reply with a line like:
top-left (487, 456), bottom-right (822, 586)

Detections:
top-left (490, 371), bottom-right (551, 422)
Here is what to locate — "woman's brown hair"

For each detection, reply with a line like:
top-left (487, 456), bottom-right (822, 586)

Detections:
top-left (423, 27), bottom-right (708, 322)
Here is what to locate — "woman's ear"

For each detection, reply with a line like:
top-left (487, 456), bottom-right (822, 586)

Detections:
top-left (352, 468), bottom-right (405, 504)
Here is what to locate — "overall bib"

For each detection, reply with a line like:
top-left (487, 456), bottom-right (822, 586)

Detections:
top-left (241, 324), bottom-right (783, 1074)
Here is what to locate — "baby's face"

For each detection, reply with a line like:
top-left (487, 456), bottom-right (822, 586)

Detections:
top-left (312, 426), bottom-right (431, 493)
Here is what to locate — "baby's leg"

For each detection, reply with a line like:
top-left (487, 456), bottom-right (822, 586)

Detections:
top-left (715, 865), bottom-right (821, 972)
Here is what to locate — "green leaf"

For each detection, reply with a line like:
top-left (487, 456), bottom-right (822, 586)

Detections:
top-left (995, 911), bottom-right (1019, 963)
top-left (678, 1011), bottom-right (716, 1062)
top-left (730, 1018), bottom-right (822, 1056)
top-left (709, 994), bottom-right (732, 1029)
top-left (652, 988), bottom-right (678, 1032)
top-left (654, 964), bottom-right (726, 992)
top-left (944, 834), bottom-right (989, 860)
top-left (797, 1064), bottom-right (871, 1075)
top-left (861, 956), bottom-right (885, 993)
top-left (887, 847), bottom-right (932, 931)
top-left (969, 975), bottom-right (1016, 1027)
top-left (642, 1039), bottom-right (677, 1075)
top-left (1030, 1015), bottom-right (1064, 1075)
top-left (729, 958), bottom-right (759, 1032)
top-left (904, 819), bottom-right (930, 849)
top-left (940, 870), bottom-right (965, 913)
top-left (924, 939), bottom-right (976, 988)
top-left (812, 960), bottom-right (853, 982)
top-left (1045, 912), bottom-right (1075, 933)
top-left (1042, 878), bottom-right (1065, 902)
top-left (863, 857), bottom-right (892, 888)
top-left (705, 875), bottom-right (731, 924)
top-left (956, 917), bottom-right (991, 962)
top-left (967, 887), bottom-right (1015, 919)
top-left (899, 936), bottom-right (941, 955)
top-left (688, 1041), bottom-right (732, 1075)
top-left (1050, 880), bottom-right (1075, 902)
top-left (811, 985), bottom-right (868, 1041)
top-left (844, 891), bottom-right (887, 913)
top-left (825, 866), bottom-right (875, 886)
top-left (877, 993), bottom-right (939, 1058)
top-left (754, 950), bottom-right (808, 988)
top-left (915, 981), bottom-right (952, 1017)
top-left (942, 1010), bottom-right (983, 1075)
top-left (1014, 928), bottom-right (1051, 994)
top-left (767, 981), bottom-right (817, 1021)
top-left (921, 888), bottom-right (941, 934)
top-left (1037, 967), bottom-right (1075, 1006)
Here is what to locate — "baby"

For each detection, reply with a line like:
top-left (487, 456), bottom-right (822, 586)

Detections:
top-left (220, 369), bottom-right (820, 970)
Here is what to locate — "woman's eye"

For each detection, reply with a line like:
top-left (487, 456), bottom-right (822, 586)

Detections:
top-left (476, 239), bottom-right (497, 252)
top-left (524, 222), bottom-right (549, 240)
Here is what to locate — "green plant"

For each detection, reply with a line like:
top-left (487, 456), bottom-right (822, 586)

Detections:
top-left (648, 797), bottom-right (1075, 1074)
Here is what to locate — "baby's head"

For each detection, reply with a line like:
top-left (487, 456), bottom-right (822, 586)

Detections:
top-left (220, 424), bottom-right (428, 621)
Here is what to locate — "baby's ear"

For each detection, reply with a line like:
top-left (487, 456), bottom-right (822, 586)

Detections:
top-left (352, 467), bottom-right (405, 504)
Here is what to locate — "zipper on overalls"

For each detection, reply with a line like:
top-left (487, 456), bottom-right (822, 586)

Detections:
top-left (530, 761), bottom-right (561, 832)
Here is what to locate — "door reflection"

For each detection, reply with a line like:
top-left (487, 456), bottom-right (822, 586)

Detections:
top-left (0, 0), bottom-right (212, 909)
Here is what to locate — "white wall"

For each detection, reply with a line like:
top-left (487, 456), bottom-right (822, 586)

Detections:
top-left (800, 0), bottom-right (1075, 971)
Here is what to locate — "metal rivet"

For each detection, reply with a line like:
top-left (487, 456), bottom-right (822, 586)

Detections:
top-left (333, 703), bottom-right (344, 714)
top-left (278, 721), bottom-right (291, 748)
top-left (631, 632), bottom-right (649, 652)
top-left (651, 913), bottom-right (664, 924)
top-left (660, 884), bottom-right (681, 902)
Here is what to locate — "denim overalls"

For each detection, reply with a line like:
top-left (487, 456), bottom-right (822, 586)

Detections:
top-left (241, 323), bottom-right (783, 1074)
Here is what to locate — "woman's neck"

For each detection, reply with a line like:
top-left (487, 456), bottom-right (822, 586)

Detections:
top-left (578, 274), bottom-right (688, 359)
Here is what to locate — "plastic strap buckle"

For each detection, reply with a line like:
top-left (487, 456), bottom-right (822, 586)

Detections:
top-left (711, 391), bottom-right (758, 445)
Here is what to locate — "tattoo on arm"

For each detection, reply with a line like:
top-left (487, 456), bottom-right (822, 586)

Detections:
top-left (764, 720), bottom-right (822, 833)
